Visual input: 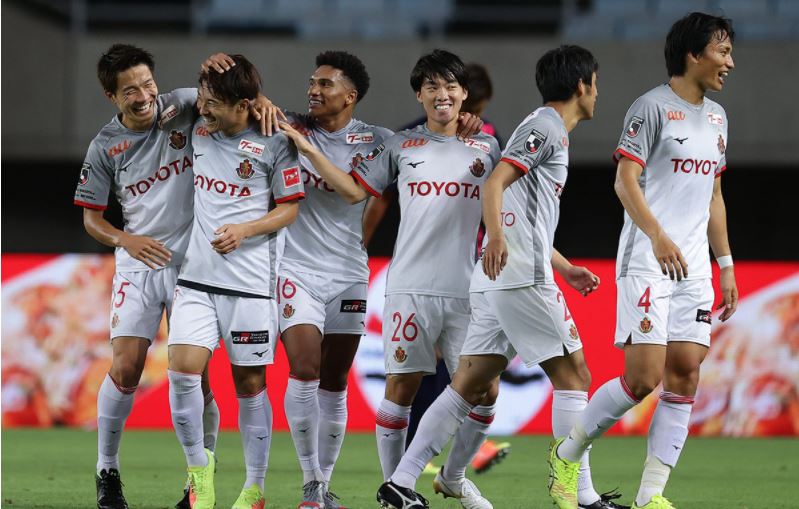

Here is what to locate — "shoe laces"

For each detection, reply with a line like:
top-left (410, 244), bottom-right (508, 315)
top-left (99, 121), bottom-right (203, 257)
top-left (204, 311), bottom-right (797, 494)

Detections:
top-left (302, 480), bottom-right (325, 502)
top-left (599, 489), bottom-right (622, 502)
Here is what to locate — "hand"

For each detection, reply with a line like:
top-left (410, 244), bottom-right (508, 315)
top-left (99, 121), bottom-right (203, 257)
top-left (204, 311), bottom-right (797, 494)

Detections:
top-left (211, 224), bottom-right (249, 254)
top-left (456, 112), bottom-right (484, 140)
top-left (278, 121), bottom-right (315, 155)
top-left (716, 267), bottom-right (738, 321)
top-left (251, 95), bottom-right (287, 136)
top-left (119, 233), bottom-right (171, 269)
top-left (562, 265), bottom-right (600, 296)
top-left (482, 235), bottom-right (508, 281)
top-left (651, 229), bottom-right (688, 281)
top-left (201, 53), bottom-right (235, 73)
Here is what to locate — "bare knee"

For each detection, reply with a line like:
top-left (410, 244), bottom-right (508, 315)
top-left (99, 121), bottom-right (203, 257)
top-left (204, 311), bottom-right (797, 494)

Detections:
top-left (288, 353), bottom-right (321, 382)
top-left (231, 365), bottom-right (266, 396)
top-left (663, 362), bottom-right (701, 396)
top-left (479, 378), bottom-right (500, 406)
top-left (384, 373), bottom-right (423, 406)
top-left (319, 370), bottom-right (348, 392)
top-left (623, 371), bottom-right (662, 401)
top-left (109, 353), bottom-right (145, 388)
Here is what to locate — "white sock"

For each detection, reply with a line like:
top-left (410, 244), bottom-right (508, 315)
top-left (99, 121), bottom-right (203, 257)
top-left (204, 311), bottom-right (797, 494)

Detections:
top-left (392, 386), bottom-right (473, 490)
top-left (238, 389), bottom-right (270, 490)
top-left (317, 388), bottom-right (347, 483)
top-left (202, 391), bottom-right (220, 453)
top-left (559, 377), bottom-right (638, 462)
top-left (375, 398), bottom-right (411, 481)
top-left (285, 377), bottom-right (323, 484)
top-left (443, 404), bottom-right (494, 482)
top-left (96, 374), bottom-right (136, 472)
top-left (552, 390), bottom-right (599, 506)
top-left (168, 370), bottom-right (207, 467)
top-left (636, 391), bottom-right (693, 505)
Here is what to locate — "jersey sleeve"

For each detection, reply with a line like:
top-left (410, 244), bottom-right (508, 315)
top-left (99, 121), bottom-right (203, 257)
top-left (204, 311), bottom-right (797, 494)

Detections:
top-left (158, 88), bottom-right (198, 128)
top-left (613, 95), bottom-right (662, 168)
top-left (487, 135), bottom-right (502, 169)
top-left (351, 137), bottom-right (398, 198)
top-left (74, 138), bottom-right (113, 210)
top-left (269, 133), bottom-right (304, 203)
top-left (715, 111), bottom-right (729, 178)
top-left (500, 116), bottom-right (556, 174)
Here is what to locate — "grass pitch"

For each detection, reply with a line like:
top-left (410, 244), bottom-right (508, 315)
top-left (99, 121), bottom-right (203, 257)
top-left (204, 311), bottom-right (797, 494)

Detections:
top-left (2, 429), bottom-right (798, 508)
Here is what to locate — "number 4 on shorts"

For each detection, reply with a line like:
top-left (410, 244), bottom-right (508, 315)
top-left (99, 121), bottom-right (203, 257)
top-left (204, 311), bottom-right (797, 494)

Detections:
top-left (637, 287), bottom-right (652, 314)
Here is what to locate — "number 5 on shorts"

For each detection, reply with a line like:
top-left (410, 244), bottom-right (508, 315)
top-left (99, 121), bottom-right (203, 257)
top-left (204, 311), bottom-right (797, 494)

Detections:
top-left (391, 312), bottom-right (418, 342)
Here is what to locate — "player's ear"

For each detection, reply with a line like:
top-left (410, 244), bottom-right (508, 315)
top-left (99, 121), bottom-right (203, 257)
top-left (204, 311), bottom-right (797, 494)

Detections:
top-left (104, 90), bottom-right (117, 104)
top-left (416, 90), bottom-right (423, 104)
top-left (345, 88), bottom-right (357, 106)
top-left (238, 99), bottom-right (250, 113)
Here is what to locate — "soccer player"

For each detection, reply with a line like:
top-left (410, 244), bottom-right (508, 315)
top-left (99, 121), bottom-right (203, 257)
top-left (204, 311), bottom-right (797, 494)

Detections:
top-left (373, 45), bottom-right (607, 509)
top-left (550, 13), bottom-right (738, 509)
top-left (74, 44), bottom-right (221, 509)
top-left (282, 49), bottom-right (501, 509)
top-left (166, 55), bottom-right (303, 509)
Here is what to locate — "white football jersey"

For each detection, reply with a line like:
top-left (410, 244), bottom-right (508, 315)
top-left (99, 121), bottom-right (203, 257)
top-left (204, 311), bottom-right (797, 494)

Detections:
top-left (74, 88), bottom-right (197, 271)
top-left (353, 124), bottom-right (501, 298)
top-left (471, 107), bottom-right (570, 292)
top-left (177, 120), bottom-right (303, 299)
top-left (280, 113), bottom-right (393, 282)
top-left (614, 84), bottom-right (728, 280)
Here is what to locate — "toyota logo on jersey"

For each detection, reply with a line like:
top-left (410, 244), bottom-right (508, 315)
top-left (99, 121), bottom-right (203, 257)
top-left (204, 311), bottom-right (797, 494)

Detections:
top-left (237, 159), bottom-right (255, 180)
top-left (524, 129), bottom-right (546, 153)
top-left (626, 116), bottom-right (644, 138)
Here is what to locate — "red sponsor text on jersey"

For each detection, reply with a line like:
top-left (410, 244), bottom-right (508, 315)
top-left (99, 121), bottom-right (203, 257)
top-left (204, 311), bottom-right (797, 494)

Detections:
top-left (667, 110), bottom-right (685, 121)
top-left (195, 125), bottom-right (209, 136)
top-left (461, 138), bottom-right (491, 154)
top-left (401, 138), bottom-right (429, 149)
top-left (194, 173), bottom-right (252, 197)
top-left (108, 140), bottom-right (131, 157)
top-left (407, 180), bottom-right (480, 199)
top-left (124, 156), bottom-right (193, 197)
top-left (346, 132), bottom-right (374, 144)
top-left (671, 158), bottom-right (719, 175)
top-left (302, 169), bottom-right (335, 193)
top-left (500, 211), bottom-right (516, 226)
top-left (282, 166), bottom-right (300, 187)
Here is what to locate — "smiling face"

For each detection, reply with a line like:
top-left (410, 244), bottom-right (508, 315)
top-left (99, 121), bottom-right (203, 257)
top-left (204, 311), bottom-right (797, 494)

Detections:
top-left (307, 65), bottom-right (357, 120)
top-left (416, 75), bottom-right (467, 130)
top-left (106, 64), bottom-right (158, 131)
top-left (689, 31), bottom-right (734, 93)
top-left (197, 82), bottom-right (247, 136)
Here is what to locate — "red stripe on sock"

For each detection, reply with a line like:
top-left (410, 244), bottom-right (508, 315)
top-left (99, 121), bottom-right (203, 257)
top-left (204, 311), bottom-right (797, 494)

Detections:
top-left (236, 387), bottom-right (266, 399)
top-left (468, 412), bottom-right (495, 425)
top-left (659, 391), bottom-right (695, 404)
top-left (375, 411), bottom-right (408, 430)
top-left (619, 376), bottom-right (640, 403)
top-left (108, 374), bottom-right (137, 395)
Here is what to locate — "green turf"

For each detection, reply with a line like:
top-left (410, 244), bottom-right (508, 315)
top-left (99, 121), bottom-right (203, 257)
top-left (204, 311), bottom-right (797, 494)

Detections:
top-left (2, 429), bottom-right (798, 508)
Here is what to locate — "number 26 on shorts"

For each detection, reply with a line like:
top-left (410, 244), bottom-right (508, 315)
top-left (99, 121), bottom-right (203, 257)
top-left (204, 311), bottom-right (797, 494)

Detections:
top-left (391, 312), bottom-right (418, 342)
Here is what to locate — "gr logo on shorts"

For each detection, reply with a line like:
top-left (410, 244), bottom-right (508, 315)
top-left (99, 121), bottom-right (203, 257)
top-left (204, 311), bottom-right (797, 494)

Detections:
top-left (231, 330), bottom-right (269, 344)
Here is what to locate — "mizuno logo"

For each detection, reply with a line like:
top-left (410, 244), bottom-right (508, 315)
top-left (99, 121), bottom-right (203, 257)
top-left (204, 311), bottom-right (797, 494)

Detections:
top-left (194, 153), bottom-right (204, 159)
top-left (299, 428), bottom-right (309, 433)
top-left (252, 350), bottom-right (269, 357)
top-left (256, 435), bottom-right (269, 440)
top-left (118, 162), bottom-right (132, 173)
top-left (329, 433), bottom-right (341, 438)
top-left (408, 161), bottom-right (425, 168)
top-left (673, 137), bottom-right (688, 144)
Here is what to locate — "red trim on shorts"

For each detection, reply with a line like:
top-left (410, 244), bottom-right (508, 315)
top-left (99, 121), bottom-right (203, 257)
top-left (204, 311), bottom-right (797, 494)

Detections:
top-left (108, 373), bottom-right (137, 395)
top-left (350, 171), bottom-right (381, 198)
top-left (237, 387), bottom-right (266, 399)
top-left (468, 412), bottom-right (495, 425)
top-left (659, 391), bottom-right (695, 405)
top-left (613, 148), bottom-right (646, 169)
top-left (289, 374), bottom-right (320, 382)
top-left (500, 157), bottom-right (529, 174)
top-left (619, 376), bottom-right (640, 403)
top-left (275, 192), bottom-right (305, 204)
top-left (74, 200), bottom-right (107, 210)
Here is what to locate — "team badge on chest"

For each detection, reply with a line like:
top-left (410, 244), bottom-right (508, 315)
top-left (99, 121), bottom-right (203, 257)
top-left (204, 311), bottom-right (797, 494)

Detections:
top-left (169, 130), bottom-right (186, 150)
top-left (469, 157), bottom-right (486, 177)
top-left (237, 159), bottom-right (255, 180)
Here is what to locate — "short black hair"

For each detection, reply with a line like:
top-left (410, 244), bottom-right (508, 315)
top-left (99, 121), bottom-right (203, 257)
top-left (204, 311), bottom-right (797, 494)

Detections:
top-left (463, 63), bottom-right (493, 113)
top-left (315, 50), bottom-right (370, 103)
top-left (535, 45), bottom-right (598, 103)
top-left (199, 54), bottom-right (261, 104)
top-left (665, 12), bottom-right (735, 77)
top-left (410, 49), bottom-right (469, 92)
top-left (97, 44), bottom-right (155, 94)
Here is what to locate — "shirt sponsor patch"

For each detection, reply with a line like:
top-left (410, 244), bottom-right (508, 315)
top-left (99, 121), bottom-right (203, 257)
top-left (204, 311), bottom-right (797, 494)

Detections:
top-left (707, 113), bottom-right (724, 125)
top-left (340, 299), bottom-right (367, 313)
top-left (696, 309), bottom-right (712, 325)
top-left (79, 162), bottom-right (91, 185)
top-left (282, 166), bottom-right (301, 187)
top-left (346, 132), bottom-right (374, 144)
top-left (365, 143), bottom-right (385, 161)
top-left (524, 129), bottom-right (546, 153)
top-left (626, 116), bottom-right (644, 138)
top-left (231, 330), bottom-right (270, 344)
top-left (461, 138), bottom-right (492, 154)
top-left (239, 139), bottom-right (265, 155)
top-left (159, 105), bottom-right (178, 127)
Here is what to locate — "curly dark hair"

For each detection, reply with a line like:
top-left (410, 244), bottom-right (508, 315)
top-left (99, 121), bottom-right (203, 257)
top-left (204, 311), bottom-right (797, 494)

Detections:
top-left (316, 51), bottom-right (370, 103)
top-left (97, 44), bottom-right (155, 94)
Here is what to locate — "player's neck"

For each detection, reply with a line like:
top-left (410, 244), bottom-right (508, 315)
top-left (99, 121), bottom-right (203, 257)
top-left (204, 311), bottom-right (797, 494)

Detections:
top-left (668, 77), bottom-right (705, 105)
top-left (545, 102), bottom-right (580, 133)
top-left (119, 113), bottom-right (152, 132)
top-left (220, 117), bottom-right (250, 137)
top-left (314, 110), bottom-right (353, 133)
top-left (425, 117), bottom-right (458, 137)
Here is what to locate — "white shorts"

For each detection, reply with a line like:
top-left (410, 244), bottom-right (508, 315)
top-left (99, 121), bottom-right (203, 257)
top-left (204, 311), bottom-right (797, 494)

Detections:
top-left (382, 294), bottom-right (470, 375)
top-left (277, 267), bottom-right (367, 336)
top-left (461, 284), bottom-right (583, 367)
top-left (109, 267), bottom-right (179, 342)
top-left (168, 286), bottom-right (277, 366)
top-left (615, 276), bottom-right (714, 348)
